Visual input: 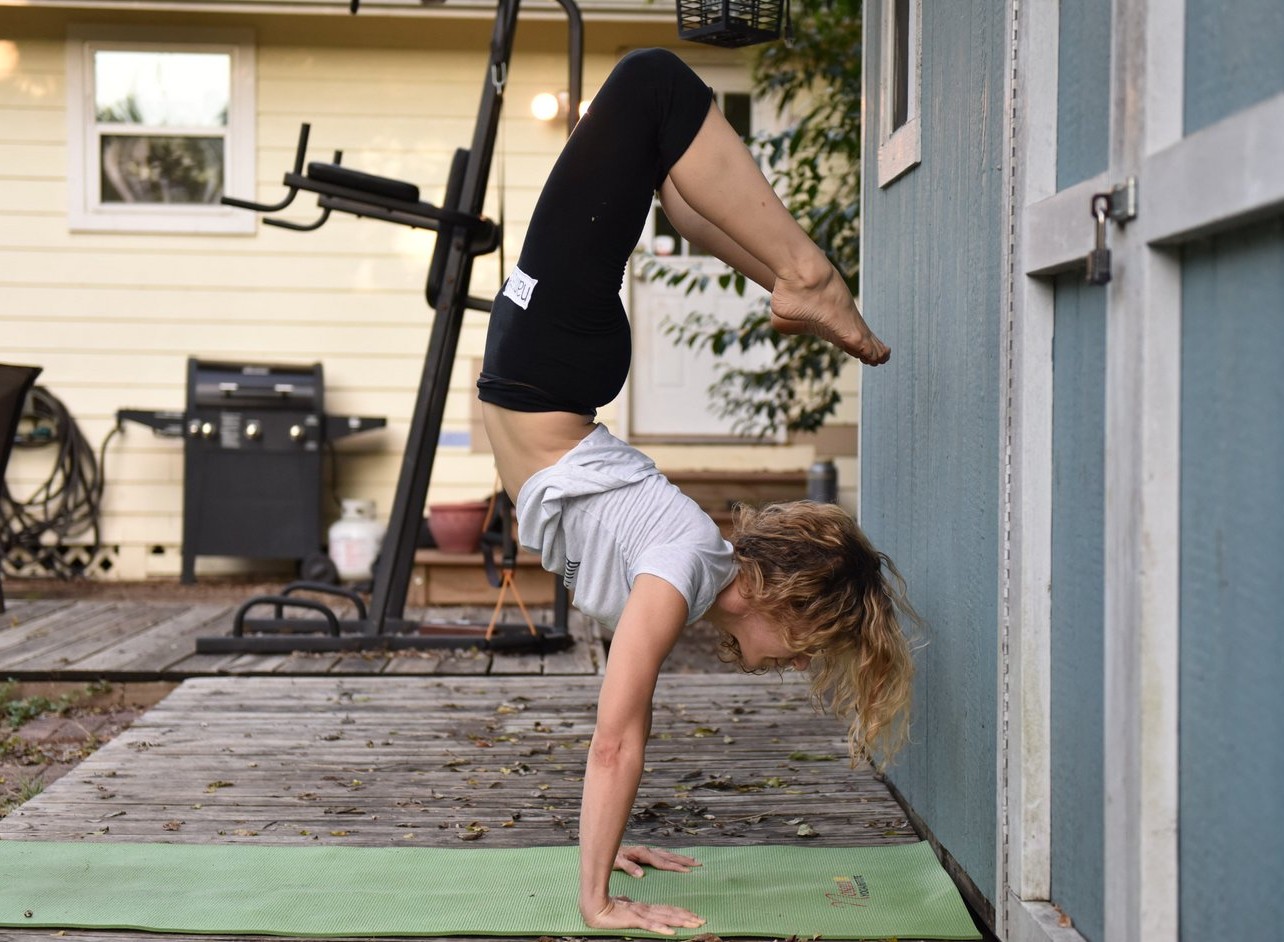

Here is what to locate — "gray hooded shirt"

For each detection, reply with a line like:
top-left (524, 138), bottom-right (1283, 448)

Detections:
top-left (515, 424), bottom-right (737, 629)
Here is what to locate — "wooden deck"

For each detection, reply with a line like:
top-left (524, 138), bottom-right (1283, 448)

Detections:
top-left (0, 673), bottom-right (922, 942)
top-left (0, 597), bottom-right (603, 680)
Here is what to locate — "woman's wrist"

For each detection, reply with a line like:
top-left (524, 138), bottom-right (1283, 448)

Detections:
top-left (579, 893), bottom-right (610, 921)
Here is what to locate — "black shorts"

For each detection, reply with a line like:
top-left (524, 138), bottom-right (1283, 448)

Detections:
top-left (476, 48), bottom-right (713, 416)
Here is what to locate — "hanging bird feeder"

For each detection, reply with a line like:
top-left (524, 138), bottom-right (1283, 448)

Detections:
top-left (677, 0), bottom-right (788, 47)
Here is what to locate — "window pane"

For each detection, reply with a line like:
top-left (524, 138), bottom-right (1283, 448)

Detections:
top-left (95, 51), bottom-right (230, 127)
top-left (892, 0), bottom-right (911, 130)
top-left (100, 135), bottom-right (224, 203)
top-left (723, 92), bottom-right (753, 139)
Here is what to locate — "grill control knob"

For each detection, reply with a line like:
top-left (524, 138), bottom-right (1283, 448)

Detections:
top-left (289, 424), bottom-right (305, 442)
top-left (200, 421), bottom-right (216, 439)
top-left (244, 420), bottom-right (262, 441)
top-left (187, 419), bottom-right (202, 438)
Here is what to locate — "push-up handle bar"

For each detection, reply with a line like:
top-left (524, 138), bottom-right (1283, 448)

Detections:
top-left (221, 122), bottom-right (314, 215)
top-left (220, 123), bottom-right (499, 252)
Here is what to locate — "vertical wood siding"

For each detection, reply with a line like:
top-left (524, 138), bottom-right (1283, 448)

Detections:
top-left (1184, 0), bottom-right (1284, 135)
top-left (0, 8), bottom-right (680, 577)
top-left (860, 0), bottom-right (1003, 905)
top-left (1049, 273), bottom-right (1105, 942)
top-left (1055, 0), bottom-right (1110, 189)
top-left (1179, 217), bottom-right (1284, 938)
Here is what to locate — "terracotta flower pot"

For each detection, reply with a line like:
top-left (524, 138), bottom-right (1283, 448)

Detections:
top-left (426, 500), bottom-right (490, 554)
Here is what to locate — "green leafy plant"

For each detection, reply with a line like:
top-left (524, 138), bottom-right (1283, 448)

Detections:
top-left (0, 774), bottom-right (45, 817)
top-left (648, 0), bottom-right (863, 437)
top-left (1, 679), bottom-right (79, 729)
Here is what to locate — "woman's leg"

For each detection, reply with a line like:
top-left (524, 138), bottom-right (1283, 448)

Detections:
top-left (666, 106), bottom-right (890, 365)
top-left (658, 178), bottom-right (775, 289)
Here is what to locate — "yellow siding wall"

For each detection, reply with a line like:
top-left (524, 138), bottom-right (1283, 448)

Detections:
top-left (1, 6), bottom-right (853, 580)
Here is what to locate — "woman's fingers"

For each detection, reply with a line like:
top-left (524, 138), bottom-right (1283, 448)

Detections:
top-left (586, 896), bottom-right (706, 934)
top-left (641, 848), bottom-right (702, 872)
top-left (615, 845), bottom-right (703, 876)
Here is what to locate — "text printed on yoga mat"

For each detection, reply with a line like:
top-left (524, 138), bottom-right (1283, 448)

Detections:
top-left (826, 874), bottom-right (872, 908)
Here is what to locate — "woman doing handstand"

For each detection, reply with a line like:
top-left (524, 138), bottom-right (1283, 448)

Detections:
top-left (477, 48), bottom-right (914, 936)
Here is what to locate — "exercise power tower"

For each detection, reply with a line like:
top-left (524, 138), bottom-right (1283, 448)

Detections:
top-left (198, 0), bottom-right (583, 655)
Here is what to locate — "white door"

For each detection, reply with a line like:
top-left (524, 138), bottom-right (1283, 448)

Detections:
top-left (628, 75), bottom-right (776, 442)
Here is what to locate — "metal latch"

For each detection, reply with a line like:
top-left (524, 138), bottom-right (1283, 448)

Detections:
top-left (1084, 177), bottom-right (1138, 285)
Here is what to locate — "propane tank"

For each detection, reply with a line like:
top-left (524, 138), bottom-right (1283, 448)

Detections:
top-left (328, 498), bottom-right (384, 582)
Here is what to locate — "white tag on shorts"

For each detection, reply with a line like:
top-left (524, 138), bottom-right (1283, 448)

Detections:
top-left (503, 265), bottom-right (538, 310)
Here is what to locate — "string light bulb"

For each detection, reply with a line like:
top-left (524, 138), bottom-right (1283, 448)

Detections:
top-left (531, 91), bottom-right (566, 122)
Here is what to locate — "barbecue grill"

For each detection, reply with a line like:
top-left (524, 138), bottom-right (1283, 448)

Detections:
top-left (119, 358), bottom-right (385, 582)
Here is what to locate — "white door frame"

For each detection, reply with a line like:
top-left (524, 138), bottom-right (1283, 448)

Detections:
top-left (1001, 1), bottom-right (1184, 939)
top-left (998, 0), bottom-right (1284, 938)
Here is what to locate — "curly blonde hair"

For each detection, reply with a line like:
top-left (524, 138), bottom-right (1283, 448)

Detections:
top-left (728, 501), bottom-right (917, 768)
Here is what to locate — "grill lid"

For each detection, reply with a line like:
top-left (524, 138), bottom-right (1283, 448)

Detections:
top-left (188, 359), bottom-right (324, 411)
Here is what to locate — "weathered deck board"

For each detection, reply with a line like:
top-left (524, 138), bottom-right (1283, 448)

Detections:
top-left (0, 599), bottom-right (603, 678)
top-left (73, 603), bottom-right (236, 673)
top-left (1, 597), bottom-right (77, 627)
top-left (0, 674), bottom-right (920, 941)
top-left (3, 603), bottom-right (186, 671)
top-left (0, 600), bottom-right (127, 655)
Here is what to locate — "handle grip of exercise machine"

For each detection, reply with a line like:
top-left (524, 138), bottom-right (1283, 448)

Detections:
top-left (263, 148), bottom-right (342, 231)
top-left (220, 124), bottom-right (313, 214)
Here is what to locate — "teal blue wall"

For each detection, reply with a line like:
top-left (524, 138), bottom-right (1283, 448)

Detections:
top-left (1185, 0), bottom-right (1284, 134)
top-left (861, 0), bottom-right (1003, 906)
top-left (1056, 0), bottom-right (1111, 189)
top-left (1179, 218), bottom-right (1284, 938)
top-left (1049, 275), bottom-right (1105, 942)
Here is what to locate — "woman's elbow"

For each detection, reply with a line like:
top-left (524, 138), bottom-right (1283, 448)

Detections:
top-left (587, 732), bottom-right (639, 770)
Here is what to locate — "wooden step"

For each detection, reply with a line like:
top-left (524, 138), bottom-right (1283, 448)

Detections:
top-left (663, 469), bottom-right (808, 509)
top-left (663, 469), bottom-right (808, 535)
top-left (408, 547), bottom-right (556, 607)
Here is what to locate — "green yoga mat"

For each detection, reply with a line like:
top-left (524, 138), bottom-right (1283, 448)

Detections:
top-left (0, 840), bottom-right (979, 939)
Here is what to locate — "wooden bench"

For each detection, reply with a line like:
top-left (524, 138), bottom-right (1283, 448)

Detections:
top-left (664, 469), bottom-right (808, 534)
top-left (407, 547), bottom-right (555, 607)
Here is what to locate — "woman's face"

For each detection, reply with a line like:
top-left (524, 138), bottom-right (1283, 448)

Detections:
top-left (728, 610), bottom-right (812, 672)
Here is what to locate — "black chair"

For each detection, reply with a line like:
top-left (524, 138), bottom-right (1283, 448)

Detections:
top-left (0, 363), bottom-right (42, 613)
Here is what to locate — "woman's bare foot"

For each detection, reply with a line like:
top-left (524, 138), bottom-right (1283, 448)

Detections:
top-left (770, 261), bottom-right (891, 365)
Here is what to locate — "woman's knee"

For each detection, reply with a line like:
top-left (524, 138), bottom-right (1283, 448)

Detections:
top-left (601, 49), bottom-right (712, 178)
top-left (613, 47), bottom-right (692, 84)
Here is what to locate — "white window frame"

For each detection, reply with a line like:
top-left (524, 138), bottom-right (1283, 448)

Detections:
top-left (66, 25), bottom-right (256, 234)
top-left (876, 0), bottom-right (922, 187)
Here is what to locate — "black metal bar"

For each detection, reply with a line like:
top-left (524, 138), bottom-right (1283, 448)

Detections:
top-left (554, 578), bottom-right (570, 632)
top-left (231, 596), bottom-right (342, 637)
top-left (265, 205), bottom-right (332, 232)
top-left (195, 622), bottom-right (572, 655)
top-left (367, 0), bottom-right (525, 630)
top-left (280, 581), bottom-right (369, 620)
top-left (292, 172), bottom-right (489, 233)
top-left (220, 124), bottom-right (311, 213)
top-left (426, 148), bottom-right (473, 309)
top-left (554, 0), bottom-right (584, 138)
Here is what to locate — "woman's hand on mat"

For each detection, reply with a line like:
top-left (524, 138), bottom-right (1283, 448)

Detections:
top-left (613, 845), bottom-right (702, 878)
top-left (583, 895), bottom-right (705, 935)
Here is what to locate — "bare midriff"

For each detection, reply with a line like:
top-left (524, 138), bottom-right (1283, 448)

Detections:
top-left (481, 402), bottom-right (596, 502)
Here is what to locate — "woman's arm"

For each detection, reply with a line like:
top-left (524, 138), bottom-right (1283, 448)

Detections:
top-left (578, 574), bottom-right (706, 935)
top-left (658, 177), bottom-right (776, 291)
